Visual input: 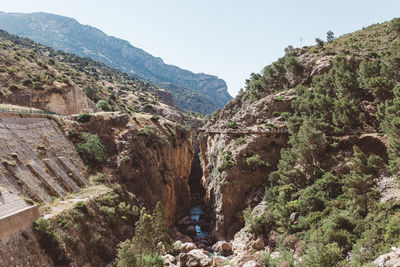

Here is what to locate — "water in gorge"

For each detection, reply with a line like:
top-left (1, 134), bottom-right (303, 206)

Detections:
top-left (179, 147), bottom-right (214, 250)
top-left (189, 195), bottom-right (210, 238)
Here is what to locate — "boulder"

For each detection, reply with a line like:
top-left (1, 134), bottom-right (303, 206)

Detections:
top-left (374, 247), bottom-right (400, 267)
top-left (212, 255), bottom-right (227, 267)
top-left (185, 225), bottom-right (197, 236)
top-left (179, 216), bottom-right (195, 226)
top-left (243, 260), bottom-right (261, 267)
top-left (178, 249), bottom-right (212, 267)
top-left (251, 238), bottom-right (265, 251)
top-left (212, 241), bottom-right (233, 256)
top-left (163, 254), bottom-right (177, 266)
top-left (181, 242), bottom-right (197, 253)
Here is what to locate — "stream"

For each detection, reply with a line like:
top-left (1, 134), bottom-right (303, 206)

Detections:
top-left (189, 203), bottom-right (209, 238)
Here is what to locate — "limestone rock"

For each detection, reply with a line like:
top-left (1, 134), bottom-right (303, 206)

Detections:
top-left (178, 249), bottom-right (212, 267)
top-left (374, 247), bottom-right (400, 267)
top-left (212, 255), bottom-right (227, 267)
top-left (243, 260), bottom-right (261, 267)
top-left (181, 242), bottom-right (197, 253)
top-left (212, 241), bottom-right (233, 256)
top-left (199, 90), bottom-right (293, 240)
top-left (163, 254), bottom-right (177, 266)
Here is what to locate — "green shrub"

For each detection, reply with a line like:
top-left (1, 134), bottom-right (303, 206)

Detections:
top-left (32, 81), bottom-right (43, 90)
top-left (217, 160), bottom-right (236, 172)
top-left (116, 203), bottom-right (169, 267)
top-left (82, 85), bottom-right (99, 102)
top-left (96, 99), bottom-right (113, 111)
top-left (274, 95), bottom-right (285, 101)
top-left (67, 129), bottom-right (81, 139)
top-left (265, 123), bottom-right (278, 129)
top-left (90, 173), bottom-right (107, 184)
top-left (33, 218), bottom-right (70, 265)
top-left (175, 123), bottom-right (191, 138)
top-left (77, 113), bottom-right (92, 123)
top-left (234, 136), bottom-right (246, 145)
top-left (77, 133), bottom-right (107, 163)
top-left (8, 84), bottom-right (19, 91)
top-left (121, 156), bottom-right (131, 163)
top-left (246, 154), bottom-right (269, 168)
top-left (389, 17), bottom-right (400, 33)
top-left (243, 206), bottom-right (274, 235)
top-left (385, 213), bottom-right (400, 241)
top-left (139, 125), bottom-right (169, 146)
top-left (150, 115), bottom-right (160, 121)
top-left (225, 120), bottom-right (238, 129)
top-left (74, 201), bottom-right (88, 214)
top-left (2, 160), bottom-right (16, 166)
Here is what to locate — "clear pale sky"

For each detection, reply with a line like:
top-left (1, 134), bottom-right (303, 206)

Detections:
top-left (1, 1), bottom-right (399, 96)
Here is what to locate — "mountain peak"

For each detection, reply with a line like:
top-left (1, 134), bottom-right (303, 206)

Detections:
top-left (0, 11), bottom-right (232, 113)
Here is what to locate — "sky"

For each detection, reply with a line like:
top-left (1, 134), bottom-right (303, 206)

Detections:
top-left (1, 1), bottom-right (399, 97)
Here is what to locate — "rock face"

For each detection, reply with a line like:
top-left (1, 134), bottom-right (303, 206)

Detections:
top-left (200, 90), bottom-right (294, 240)
top-left (3, 81), bottom-right (97, 115)
top-left (374, 247), bottom-right (400, 267)
top-left (0, 11), bottom-right (232, 113)
top-left (0, 229), bottom-right (53, 266)
top-left (65, 113), bottom-right (194, 224)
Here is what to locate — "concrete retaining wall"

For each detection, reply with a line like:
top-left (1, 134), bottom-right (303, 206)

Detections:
top-left (0, 205), bottom-right (39, 240)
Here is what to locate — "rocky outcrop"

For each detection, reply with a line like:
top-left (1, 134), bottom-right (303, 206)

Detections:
top-left (148, 87), bottom-right (176, 107)
top-left (2, 81), bottom-right (97, 115)
top-left (178, 249), bottom-right (212, 267)
top-left (200, 90), bottom-right (294, 240)
top-left (0, 229), bottom-right (54, 266)
top-left (374, 247), bottom-right (400, 267)
top-left (64, 112), bottom-right (194, 225)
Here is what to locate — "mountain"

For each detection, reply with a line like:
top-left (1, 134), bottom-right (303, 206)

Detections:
top-left (199, 17), bottom-right (400, 265)
top-left (0, 11), bottom-right (232, 113)
top-left (0, 28), bottom-right (201, 125)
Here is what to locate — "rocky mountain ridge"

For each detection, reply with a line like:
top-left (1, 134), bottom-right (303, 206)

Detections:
top-left (0, 11), bottom-right (232, 113)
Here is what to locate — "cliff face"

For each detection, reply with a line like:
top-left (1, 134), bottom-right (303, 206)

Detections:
top-left (200, 90), bottom-right (294, 240)
top-left (63, 113), bottom-right (194, 225)
top-left (3, 81), bottom-right (97, 115)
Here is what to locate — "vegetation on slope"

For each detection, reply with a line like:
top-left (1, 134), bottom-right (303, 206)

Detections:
top-left (217, 18), bottom-right (400, 265)
top-left (0, 11), bottom-right (232, 113)
top-left (0, 29), bottom-right (179, 116)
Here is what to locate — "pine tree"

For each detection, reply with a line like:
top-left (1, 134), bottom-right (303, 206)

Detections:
top-left (343, 147), bottom-right (382, 217)
top-left (152, 202), bottom-right (172, 252)
top-left (326, 30), bottom-right (335, 42)
top-left (290, 119), bottom-right (327, 178)
top-left (116, 204), bottom-right (171, 267)
top-left (133, 208), bottom-right (156, 265)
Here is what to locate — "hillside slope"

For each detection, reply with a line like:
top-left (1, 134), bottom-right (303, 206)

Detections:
top-left (199, 18), bottom-right (400, 266)
top-left (0, 28), bottom-right (199, 123)
top-left (0, 11), bottom-right (232, 113)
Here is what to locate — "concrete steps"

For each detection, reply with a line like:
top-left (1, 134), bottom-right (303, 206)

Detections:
top-left (44, 159), bottom-right (80, 192)
top-left (6, 165), bottom-right (51, 202)
top-left (27, 161), bottom-right (66, 197)
top-left (58, 157), bottom-right (90, 186)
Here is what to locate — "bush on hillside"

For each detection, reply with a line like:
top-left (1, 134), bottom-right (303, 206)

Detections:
top-left (77, 133), bottom-right (107, 164)
top-left (96, 99), bottom-right (113, 111)
top-left (77, 113), bottom-right (92, 123)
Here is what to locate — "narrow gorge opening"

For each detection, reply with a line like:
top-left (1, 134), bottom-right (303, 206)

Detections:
top-left (178, 142), bottom-right (214, 250)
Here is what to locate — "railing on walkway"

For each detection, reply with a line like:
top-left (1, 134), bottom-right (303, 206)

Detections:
top-left (0, 107), bottom-right (56, 116)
